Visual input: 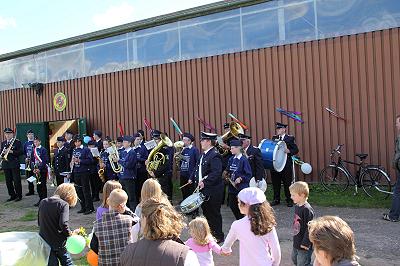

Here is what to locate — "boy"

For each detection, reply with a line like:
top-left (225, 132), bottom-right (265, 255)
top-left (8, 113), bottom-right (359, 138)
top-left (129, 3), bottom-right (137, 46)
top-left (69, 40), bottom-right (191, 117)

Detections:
top-left (93, 189), bottom-right (138, 265)
top-left (308, 216), bottom-right (360, 266)
top-left (289, 181), bottom-right (314, 266)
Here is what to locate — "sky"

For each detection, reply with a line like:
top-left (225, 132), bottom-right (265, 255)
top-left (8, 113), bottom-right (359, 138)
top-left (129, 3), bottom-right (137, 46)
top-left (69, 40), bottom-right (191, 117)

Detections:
top-left (0, 0), bottom-right (218, 55)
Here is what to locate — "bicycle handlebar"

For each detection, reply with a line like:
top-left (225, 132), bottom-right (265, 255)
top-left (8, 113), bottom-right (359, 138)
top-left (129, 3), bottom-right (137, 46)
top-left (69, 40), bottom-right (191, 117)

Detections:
top-left (331, 144), bottom-right (344, 155)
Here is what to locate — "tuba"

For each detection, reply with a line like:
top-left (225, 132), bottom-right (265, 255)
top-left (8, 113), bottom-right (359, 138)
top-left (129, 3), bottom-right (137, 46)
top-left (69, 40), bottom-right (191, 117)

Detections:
top-left (216, 122), bottom-right (244, 156)
top-left (173, 140), bottom-right (185, 168)
top-left (147, 133), bottom-right (173, 173)
top-left (108, 142), bottom-right (123, 173)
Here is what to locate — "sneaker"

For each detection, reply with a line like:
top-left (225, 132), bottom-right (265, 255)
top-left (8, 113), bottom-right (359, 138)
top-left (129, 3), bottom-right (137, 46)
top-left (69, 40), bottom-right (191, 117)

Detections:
top-left (270, 201), bottom-right (280, 206)
top-left (14, 197), bottom-right (22, 202)
top-left (383, 213), bottom-right (399, 222)
top-left (6, 197), bottom-right (17, 202)
top-left (77, 209), bottom-right (86, 214)
top-left (34, 201), bottom-right (41, 207)
top-left (287, 202), bottom-right (293, 207)
top-left (25, 192), bottom-right (34, 196)
top-left (84, 209), bottom-right (94, 215)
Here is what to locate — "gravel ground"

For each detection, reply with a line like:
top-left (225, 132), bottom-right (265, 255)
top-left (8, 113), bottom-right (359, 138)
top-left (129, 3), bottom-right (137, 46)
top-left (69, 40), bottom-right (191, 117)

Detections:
top-left (0, 181), bottom-right (399, 266)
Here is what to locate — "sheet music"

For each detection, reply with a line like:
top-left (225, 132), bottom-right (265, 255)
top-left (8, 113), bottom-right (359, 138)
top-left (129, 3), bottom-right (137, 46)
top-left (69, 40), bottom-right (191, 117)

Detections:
top-left (90, 147), bottom-right (100, 157)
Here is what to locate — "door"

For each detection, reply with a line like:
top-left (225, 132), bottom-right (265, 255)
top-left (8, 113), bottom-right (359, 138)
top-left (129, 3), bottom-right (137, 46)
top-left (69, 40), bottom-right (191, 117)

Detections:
top-left (78, 117), bottom-right (87, 137)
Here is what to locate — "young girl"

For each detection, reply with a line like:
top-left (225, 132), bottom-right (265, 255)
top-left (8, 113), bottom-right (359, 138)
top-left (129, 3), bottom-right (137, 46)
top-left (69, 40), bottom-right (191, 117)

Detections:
top-left (185, 217), bottom-right (222, 266)
top-left (134, 178), bottom-right (163, 217)
top-left (96, 180), bottom-right (122, 221)
top-left (222, 187), bottom-right (281, 266)
top-left (131, 178), bottom-right (164, 242)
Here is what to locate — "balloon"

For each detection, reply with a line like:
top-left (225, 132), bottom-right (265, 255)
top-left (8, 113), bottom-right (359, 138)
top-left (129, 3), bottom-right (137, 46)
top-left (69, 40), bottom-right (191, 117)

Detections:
top-left (83, 136), bottom-right (92, 144)
top-left (87, 249), bottom-right (98, 266)
top-left (66, 235), bottom-right (86, 255)
top-left (301, 163), bottom-right (312, 175)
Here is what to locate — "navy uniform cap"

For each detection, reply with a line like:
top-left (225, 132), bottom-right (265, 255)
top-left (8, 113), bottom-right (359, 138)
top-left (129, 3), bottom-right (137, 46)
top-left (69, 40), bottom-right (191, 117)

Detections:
top-left (229, 139), bottom-right (242, 147)
top-left (27, 129), bottom-right (34, 134)
top-left (238, 133), bottom-right (251, 140)
top-left (182, 132), bottom-right (195, 142)
top-left (116, 136), bottom-right (124, 142)
top-left (223, 123), bottom-right (230, 129)
top-left (3, 127), bottom-right (13, 133)
top-left (57, 136), bottom-right (66, 142)
top-left (200, 131), bottom-right (218, 141)
top-left (151, 129), bottom-right (162, 139)
top-left (123, 135), bottom-right (134, 142)
top-left (276, 122), bottom-right (287, 129)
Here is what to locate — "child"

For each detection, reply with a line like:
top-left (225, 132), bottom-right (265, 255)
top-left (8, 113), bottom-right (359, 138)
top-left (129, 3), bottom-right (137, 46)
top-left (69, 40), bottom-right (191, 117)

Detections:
top-left (221, 187), bottom-right (281, 266)
top-left (96, 180), bottom-right (122, 221)
top-left (134, 178), bottom-right (163, 217)
top-left (309, 216), bottom-right (360, 266)
top-left (289, 181), bottom-right (314, 266)
top-left (93, 189), bottom-right (138, 265)
top-left (185, 217), bottom-right (222, 266)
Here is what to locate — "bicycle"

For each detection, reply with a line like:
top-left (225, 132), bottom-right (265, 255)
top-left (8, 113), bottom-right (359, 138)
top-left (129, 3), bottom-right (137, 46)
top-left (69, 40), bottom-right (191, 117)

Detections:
top-left (319, 144), bottom-right (392, 199)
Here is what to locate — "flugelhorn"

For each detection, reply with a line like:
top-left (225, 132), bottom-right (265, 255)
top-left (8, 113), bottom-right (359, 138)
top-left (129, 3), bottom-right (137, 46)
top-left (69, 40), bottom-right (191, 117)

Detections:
top-left (108, 142), bottom-right (123, 173)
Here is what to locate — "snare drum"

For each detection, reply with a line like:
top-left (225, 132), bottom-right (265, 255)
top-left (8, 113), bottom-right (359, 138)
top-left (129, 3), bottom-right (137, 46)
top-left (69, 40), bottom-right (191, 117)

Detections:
top-left (180, 192), bottom-right (205, 214)
top-left (258, 139), bottom-right (287, 172)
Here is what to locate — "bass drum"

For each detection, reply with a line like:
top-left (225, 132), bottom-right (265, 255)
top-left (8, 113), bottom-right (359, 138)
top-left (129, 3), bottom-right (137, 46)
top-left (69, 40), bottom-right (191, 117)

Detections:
top-left (258, 139), bottom-right (287, 172)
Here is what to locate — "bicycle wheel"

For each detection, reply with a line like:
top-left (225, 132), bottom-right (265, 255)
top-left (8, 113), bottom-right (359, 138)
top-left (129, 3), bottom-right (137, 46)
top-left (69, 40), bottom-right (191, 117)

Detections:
top-left (320, 165), bottom-right (350, 192)
top-left (361, 167), bottom-right (392, 200)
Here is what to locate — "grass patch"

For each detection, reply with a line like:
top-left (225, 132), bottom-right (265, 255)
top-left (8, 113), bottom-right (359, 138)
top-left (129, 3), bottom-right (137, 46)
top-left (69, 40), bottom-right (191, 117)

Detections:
top-left (0, 225), bottom-right (38, 233)
top-left (265, 184), bottom-right (392, 209)
top-left (0, 171), bottom-right (4, 182)
top-left (17, 210), bottom-right (37, 222)
top-left (73, 256), bottom-right (90, 266)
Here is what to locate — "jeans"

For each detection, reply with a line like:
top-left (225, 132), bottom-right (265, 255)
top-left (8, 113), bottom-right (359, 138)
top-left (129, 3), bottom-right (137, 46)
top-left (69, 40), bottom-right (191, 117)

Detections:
top-left (389, 170), bottom-right (400, 220)
top-left (47, 247), bottom-right (73, 266)
top-left (292, 247), bottom-right (313, 266)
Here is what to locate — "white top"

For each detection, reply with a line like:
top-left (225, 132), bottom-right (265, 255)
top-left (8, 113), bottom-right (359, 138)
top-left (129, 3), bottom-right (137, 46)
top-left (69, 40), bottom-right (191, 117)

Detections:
top-left (222, 216), bottom-right (281, 266)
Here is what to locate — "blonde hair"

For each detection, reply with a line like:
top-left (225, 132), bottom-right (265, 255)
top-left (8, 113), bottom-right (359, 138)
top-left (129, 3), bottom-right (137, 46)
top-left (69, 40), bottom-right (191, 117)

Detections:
top-left (141, 197), bottom-right (185, 241)
top-left (309, 216), bottom-right (357, 264)
top-left (54, 183), bottom-right (78, 207)
top-left (140, 178), bottom-right (163, 205)
top-left (101, 180), bottom-right (122, 208)
top-left (107, 189), bottom-right (128, 209)
top-left (289, 181), bottom-right (309, 198)
top-left (188, 217), bottom-right (214, 246)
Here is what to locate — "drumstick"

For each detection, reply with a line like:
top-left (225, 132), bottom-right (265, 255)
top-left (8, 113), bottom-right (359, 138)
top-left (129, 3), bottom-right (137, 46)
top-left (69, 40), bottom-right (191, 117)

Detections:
top-left (179, 182), bottom-right (191, 189)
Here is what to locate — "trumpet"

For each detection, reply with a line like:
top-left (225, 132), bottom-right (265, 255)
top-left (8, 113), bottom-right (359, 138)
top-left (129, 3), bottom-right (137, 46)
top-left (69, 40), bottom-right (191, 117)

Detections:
top-left (173, 140), bottom-right (184, 168)
top-left (108, 142), bottom-right (123, 173)
top-left (34, 163), bottom-right (42, 185)
top-left (25, 157), bottom-right (32, 172)
top-left (147, 134), bottom-right (173, 173)
top-left (0, 137), bottom-right (17, 165)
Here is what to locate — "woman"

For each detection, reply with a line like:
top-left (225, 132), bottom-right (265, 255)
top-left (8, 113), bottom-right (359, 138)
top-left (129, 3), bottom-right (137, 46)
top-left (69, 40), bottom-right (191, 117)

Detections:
top-left (120, 197), bottom-right (200, 266)
top-left (38, 183), bottom-right (78, 266)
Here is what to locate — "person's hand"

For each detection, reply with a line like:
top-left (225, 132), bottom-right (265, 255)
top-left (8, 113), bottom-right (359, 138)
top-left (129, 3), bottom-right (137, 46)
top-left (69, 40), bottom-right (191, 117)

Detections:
top-left (8, 150), bottom-right (13, 154)
top-left (187, 179), bottom-right (193, 184)
top-left (199, 181), bottom-right (204, 189)
top-left (285, 148), bottom-right (290, 153)
top-left (300, 245), bottom-right (309, 250)
top-left (220, 251), bottom-right (231, 256)
top-left (145, 159), bottom-right (149, 166)
top-left (234, 177), bottom-right (242, 184)
top-left (148, 171), bottom-right (155, 178)
top-left (100, 162), bottom-right (105, 168)
top-left (72, 228), bottom-right (81, 235)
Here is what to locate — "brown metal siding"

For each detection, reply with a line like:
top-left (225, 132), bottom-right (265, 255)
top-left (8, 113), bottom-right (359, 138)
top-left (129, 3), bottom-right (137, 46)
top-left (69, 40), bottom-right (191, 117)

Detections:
top-left (1, 28), bottom-right (400, 181)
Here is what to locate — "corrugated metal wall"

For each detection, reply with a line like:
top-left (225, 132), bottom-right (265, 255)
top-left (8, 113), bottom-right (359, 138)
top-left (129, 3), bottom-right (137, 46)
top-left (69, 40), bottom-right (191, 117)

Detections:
top-left (1, 28), bottom-right (400, 182)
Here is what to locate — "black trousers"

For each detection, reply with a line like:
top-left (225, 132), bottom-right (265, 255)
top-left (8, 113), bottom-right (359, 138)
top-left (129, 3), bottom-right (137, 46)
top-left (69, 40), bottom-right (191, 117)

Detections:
top-left (135, 170), bottom-right (148, 202)
top-left (271, 165), bottom-right (293, 203)
top-left (180, 174), bottom-right (195, 201)
top-left (36, 171), bottom-right (48, 200)
top-left (74, 172), bottom-right (93, 211)
top-left (4, 167), bottom-right (22, 198)
top-left (228, 193), bottom-right (244, 220)
top-left (201, 192), bottom-right (224, 242)
top-left (157, 173), bottom-right (173, 200)
top-left (120, 178), bottom-right (137, 210)
top-left (55, 174), bottom-right (64, 186)
top-left (26, 170), bottom-right (35, 193)
top-left (89, 172), bottom-right (101, 199)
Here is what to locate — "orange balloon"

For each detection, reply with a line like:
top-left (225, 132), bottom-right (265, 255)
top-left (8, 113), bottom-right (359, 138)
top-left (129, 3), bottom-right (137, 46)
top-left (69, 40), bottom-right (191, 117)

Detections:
top-left (87, 249), bottom-right (98, 266)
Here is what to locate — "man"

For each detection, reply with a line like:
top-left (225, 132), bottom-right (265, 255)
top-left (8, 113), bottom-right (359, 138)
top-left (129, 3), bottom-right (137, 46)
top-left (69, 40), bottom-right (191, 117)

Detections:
top-left (31, 136), bottom-right (49, 206)
top-left (71, 135), bottom-right (94, 215)
top-left (133, 132), bottom-right (149, 202)
top-left (270, 122), bottom-right (299, 207)
top-left (24, 129), bottom-right (35, 196)
top-left (383, 114), bottom-right (400, 222)
top-left (239, 133), bottom-right (266, 183)
top-left (1, 127), bottom-right (23, 202)
top-left (117, 135), bottom-right (138, 209)
top-left (63, 130), bottom-right (74, 157)
top-left (189, 132), bottom-right (224, 243)
top-left (52, 136), bottom-right (70, 186)
top-left (146, 129), bottom-right (174, 200)
top-left (93, 130), bottom-right (104, 153)
top-left (179, 132), bottom-right (200, 201)
top-left (221, 123), bottom-right (233, 205)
